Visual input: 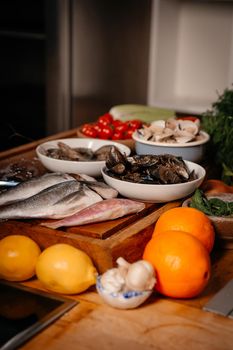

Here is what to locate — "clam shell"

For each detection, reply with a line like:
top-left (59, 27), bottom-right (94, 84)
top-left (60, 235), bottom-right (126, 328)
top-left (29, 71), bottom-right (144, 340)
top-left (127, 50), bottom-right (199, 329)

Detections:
top-left (155, 128), bottom-right (174, 142)
top-left (138, 118), bottom-right (202, 145)
top-left (165, 118), bottom-right (179, 130)
top-left (178, 119), bottom-right (200, 135)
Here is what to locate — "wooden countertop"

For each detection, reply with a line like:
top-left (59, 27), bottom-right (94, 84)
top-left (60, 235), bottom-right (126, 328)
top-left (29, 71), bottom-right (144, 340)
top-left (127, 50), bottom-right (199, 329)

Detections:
top-left (21, 248), bottom-right (233, 350)
top-left (0, 131), bottom-right (233, 350)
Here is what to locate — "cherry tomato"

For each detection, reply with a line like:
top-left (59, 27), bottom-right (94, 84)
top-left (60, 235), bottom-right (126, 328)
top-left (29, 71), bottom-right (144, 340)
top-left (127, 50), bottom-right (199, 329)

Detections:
top-left (176, 116), bottom-right (199, 122)
top-left (81, 124), bottom-right (98, 138)
top-left (115, 122), bottom-right (128, 133)
top-left (124, 128), bottom-right (134, 139)
top-left (93, 123), bottom-right (102, 136)
top-left (112, 119), bottom-right (123, 128)
top-left (99, 125), bottom-right (114, 139)
top-left (112, 130), bottom-right (123, 140)
top-left (98, 113), bottom-right (114, 126)
top-left (126, 119), bottom-right (143, 130)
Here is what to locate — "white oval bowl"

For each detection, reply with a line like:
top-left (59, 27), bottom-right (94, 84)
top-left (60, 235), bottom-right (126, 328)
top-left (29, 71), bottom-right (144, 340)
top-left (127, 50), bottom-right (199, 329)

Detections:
top-left (36, 138), bottom-right (131, 178)
top-left (102, 161), bottom-right (206, 203)
top-left (132, 130), bottom-right (210, 163)
top-left (96, 275), bottom-right (153, 309)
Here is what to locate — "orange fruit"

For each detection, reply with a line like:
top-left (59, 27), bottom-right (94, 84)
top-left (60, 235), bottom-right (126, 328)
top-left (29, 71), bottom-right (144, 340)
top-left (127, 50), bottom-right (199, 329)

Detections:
top-left (36, 244), bottom-right (97, 294)
top-left (0, 235), bottom-right (41, 281)
top-left (143, 230), bottom-right (211, 299)
top-left (153, 207), bottom-right (215, 252)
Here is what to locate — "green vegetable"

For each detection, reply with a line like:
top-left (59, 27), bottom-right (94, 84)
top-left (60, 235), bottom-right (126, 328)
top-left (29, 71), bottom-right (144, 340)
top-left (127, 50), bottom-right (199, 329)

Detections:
top-left (201, 87), bottom-right (233, 184)
top-left (190, 189), bottom-right (233, 217)
top-left (190, 189), bottom-right (213, 215)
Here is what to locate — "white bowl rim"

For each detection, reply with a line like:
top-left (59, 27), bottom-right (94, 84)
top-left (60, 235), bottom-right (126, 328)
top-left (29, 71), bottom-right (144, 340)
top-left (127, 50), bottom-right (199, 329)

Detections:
top-left (36, 138), bottom-right (131, 165)
top-left (132, 130), bottom-right (210, 148)
top-left (101, 160), bottom-right (206, 188)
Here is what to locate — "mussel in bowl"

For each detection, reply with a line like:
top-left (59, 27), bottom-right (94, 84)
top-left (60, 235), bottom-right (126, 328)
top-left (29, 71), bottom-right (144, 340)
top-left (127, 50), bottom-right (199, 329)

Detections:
top-left (36, 138), bottom-right (131, 177)
top-left (102, 147), bottom-right (206, 203)
top-left (105, 147), bottom-right (196, 185)
top-left (44, 141), bottom-right (116, 162)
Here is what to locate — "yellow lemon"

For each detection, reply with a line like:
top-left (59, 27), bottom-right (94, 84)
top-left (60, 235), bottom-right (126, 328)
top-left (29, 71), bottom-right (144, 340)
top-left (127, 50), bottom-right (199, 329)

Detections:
top-left (35, 244), bottom-right (97, 294)
top-left (0, 235), bottom-right (41, 281)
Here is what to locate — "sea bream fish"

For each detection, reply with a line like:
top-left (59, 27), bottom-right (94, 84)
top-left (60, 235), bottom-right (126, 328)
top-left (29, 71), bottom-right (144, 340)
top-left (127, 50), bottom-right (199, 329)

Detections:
top-left (41, 198), bottom-right (146, 229)
top-left (0, 180), bottom-right (103, 220)
top-left (0, 172), bottom-right (74, 206)
top-left (72, 173), bottom-right (118, 199)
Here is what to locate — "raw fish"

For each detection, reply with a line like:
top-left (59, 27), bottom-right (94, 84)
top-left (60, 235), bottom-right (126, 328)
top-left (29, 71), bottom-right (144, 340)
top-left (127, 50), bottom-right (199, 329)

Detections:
top-left (0, 172), bottom-right (73, 206)
top-left (41, 198), bottom-right (145, 229)
top-left (72, 174), bottom-right (118, 199)
top-left (85, 181), bottom-right (118, 199)
top-left (0, 181), bottom-right (102, 220)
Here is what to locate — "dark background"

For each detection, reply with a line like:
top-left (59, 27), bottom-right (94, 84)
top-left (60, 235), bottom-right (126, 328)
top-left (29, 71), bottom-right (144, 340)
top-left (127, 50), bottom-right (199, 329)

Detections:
top-left (0, 0), bottom-right (46, 151)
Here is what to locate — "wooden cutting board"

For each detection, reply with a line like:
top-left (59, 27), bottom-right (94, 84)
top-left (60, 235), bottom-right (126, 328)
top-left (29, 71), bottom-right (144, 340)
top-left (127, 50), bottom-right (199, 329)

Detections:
top-left (0, 200), bottom-right (180, 273)
top-left (0, 129), bottom-right (181, 272)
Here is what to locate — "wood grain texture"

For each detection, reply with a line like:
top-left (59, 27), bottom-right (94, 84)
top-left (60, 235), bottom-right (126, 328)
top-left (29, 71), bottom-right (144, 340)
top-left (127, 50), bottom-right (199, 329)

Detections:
top-left (21, 248), bottom-right (233, 350)
top-left (21, 299), bottom-right (233, 350)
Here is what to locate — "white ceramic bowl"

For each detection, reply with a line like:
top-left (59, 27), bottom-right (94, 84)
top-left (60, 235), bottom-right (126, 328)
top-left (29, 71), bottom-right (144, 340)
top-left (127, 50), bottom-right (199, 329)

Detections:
top-left (96, 275), bottom-right (153, 309)
top-left (132, 130), bottom-right (210, 163)
top-left (102, 161), bottom-right (206, 203)
top-left (36, 138), bottom-right (131, 178)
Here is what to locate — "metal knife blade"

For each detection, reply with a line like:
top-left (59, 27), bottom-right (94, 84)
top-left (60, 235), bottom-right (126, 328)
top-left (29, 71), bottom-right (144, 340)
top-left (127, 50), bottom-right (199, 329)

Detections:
top-left (203, 279), bottom-right (233, 317)
top-left (0, 180), bottom-right (19, 187)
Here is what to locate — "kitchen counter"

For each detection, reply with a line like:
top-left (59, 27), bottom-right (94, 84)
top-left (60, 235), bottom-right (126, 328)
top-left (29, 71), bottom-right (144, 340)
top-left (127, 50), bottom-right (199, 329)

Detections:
top-left (21, 249), bottom-right (233, 350)
top-left (0, 130), bottom-right (233, 350)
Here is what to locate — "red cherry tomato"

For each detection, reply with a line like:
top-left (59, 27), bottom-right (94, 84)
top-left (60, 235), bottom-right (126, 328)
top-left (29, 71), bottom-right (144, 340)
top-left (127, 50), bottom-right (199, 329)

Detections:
top-left (126, 119), bottom-right (143, 130)
top-left (115, 122), bottom-right (128, 133)
top-left (93, 123), bottom-right (102, 136)
top-left (81, 124), bottom-right (98, 138)
top-left (99, 125), bottom-right (114, 139)
top-left (176, 116), bottom-right (199, 122)
top-left (124, 128), bottom-right (134, 139)
top-left (98, 113), bottom-right (114, 126)
top-left (112, 119), bottom-right (123, 128)
top-left (112, 130), bottom-right (123, 140)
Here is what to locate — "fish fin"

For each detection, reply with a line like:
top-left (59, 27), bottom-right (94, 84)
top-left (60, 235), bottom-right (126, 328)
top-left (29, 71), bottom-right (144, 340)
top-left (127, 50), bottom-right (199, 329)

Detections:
top-left (54, 189), bottom-right (87, 205)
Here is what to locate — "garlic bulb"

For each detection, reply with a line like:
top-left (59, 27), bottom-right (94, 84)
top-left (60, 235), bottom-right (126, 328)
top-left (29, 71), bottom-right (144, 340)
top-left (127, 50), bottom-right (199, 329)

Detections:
top-left (97, 257), bottom-right (156, 309)
top-left (100, 268), bottom-right (125, 293)
top-left (100, 257), bottom-right (156, 294)
top-left (125, 260), bottom-right (156, 291)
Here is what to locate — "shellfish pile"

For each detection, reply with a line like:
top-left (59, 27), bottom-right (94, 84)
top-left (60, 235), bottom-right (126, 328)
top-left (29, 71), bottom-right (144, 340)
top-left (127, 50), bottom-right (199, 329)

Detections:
top-left (44, 141), bottom-right (113, 161)
top-left (105, 146), bottom-right (196, 185)
top-left (136, 118), bottom-right (203, 144)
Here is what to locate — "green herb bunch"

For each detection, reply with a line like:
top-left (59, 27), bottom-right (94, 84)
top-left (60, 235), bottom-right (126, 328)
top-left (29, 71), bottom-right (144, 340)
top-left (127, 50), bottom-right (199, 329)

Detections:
top-left (202, 87), bottom-right (233, 184)
top-left (190, 189), bottom-right (233, 217)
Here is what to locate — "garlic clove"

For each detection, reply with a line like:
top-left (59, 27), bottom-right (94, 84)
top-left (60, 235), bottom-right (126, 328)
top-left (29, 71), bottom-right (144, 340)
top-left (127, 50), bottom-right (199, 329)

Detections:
top-left (100, 268), bottom-right (125, 293)
top-left (116, 257), bottom-right (130, 280)
top-left (125, 260), bottom-right (156, 291)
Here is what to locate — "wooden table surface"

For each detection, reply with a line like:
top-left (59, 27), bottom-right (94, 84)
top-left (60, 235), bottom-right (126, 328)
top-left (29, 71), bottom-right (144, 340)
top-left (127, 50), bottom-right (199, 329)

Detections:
top-left (0, 130), bottom-right (233, 350)
top-left (21, 250), bottom-right (233, 350)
